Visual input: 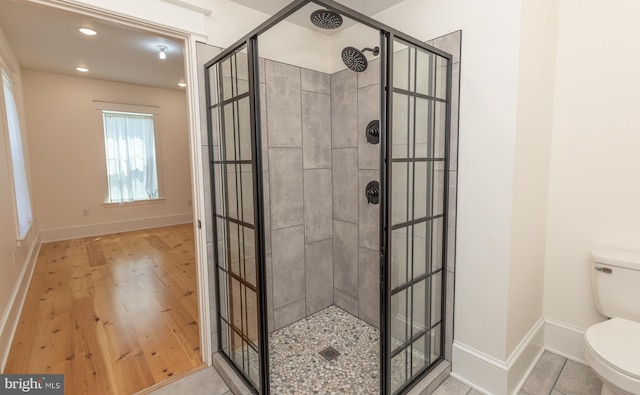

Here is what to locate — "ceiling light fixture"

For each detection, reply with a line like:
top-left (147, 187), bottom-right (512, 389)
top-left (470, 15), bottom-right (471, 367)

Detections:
top-left (178, 82), bottom-right (186, 88)
top-left (76, 67), bottom-right (89, 73)
top-left (157, 45), bottom-right (167, 60)
top-left (78, 27), bottom-right (97, 36)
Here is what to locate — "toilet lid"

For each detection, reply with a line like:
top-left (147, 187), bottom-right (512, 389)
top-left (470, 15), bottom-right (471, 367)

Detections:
top-left (585, 317), bottom-right (640, 380)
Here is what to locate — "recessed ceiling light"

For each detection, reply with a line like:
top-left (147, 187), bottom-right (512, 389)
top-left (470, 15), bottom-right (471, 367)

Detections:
top-left (76, 67), bottom-right (89, 73)
top-left (78, 27), bottom-right (97, 36)
top-left (178, 82), bottom-right (186, 88)
top-left (157, 45), bottom-right (167, 60)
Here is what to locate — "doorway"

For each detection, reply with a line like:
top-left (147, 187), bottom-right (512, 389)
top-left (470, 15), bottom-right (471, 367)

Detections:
top-left (0, 0), bottom-right (209, 392)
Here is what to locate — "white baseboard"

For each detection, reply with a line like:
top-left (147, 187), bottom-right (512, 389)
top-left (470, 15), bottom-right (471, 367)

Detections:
top-left (39, 213), bottom-right (193, 242)
top-left (451, 317), bottom-right (545, 395)
top-left (544, 318), bottom-right (587, 364)
top-left (0, 234), bottom-right (41, 372)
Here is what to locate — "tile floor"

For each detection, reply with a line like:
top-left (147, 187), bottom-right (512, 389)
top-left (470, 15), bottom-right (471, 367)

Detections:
top-left (145, 366), bottom-right (232, 395)
top-left (148, 346), bottom-right (602, 395)
top-left (433, 351), bottom-right (603, 395)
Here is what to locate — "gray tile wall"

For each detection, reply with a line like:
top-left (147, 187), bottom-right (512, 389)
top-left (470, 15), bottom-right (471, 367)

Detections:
top-left (428, 30), bottom-right (461, 364)
top-left (331, 61), bottom-right (382, 328)
top-left (196, 42), bottom-right (222, 356)
top-left (264, 58), bottom-right (384, 331)
top-left (263, 60), bottom-right (334, 331)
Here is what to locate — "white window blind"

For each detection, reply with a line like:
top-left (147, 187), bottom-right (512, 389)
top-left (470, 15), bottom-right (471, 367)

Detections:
top-left (102, 110), bottom-right (159, 203)
top-left (2, 71), bottom-right (33, 239)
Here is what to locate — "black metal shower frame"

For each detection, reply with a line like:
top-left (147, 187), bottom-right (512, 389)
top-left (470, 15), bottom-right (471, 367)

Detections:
top-left (205, 0), bottom-right (453, 393)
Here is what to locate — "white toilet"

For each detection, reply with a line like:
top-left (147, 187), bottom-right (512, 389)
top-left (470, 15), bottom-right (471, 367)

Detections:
top-left (585, 249), bottom-right (640, 395)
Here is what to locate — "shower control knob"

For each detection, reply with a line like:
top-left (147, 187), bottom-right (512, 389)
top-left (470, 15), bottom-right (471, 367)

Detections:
top-left (366, 120), bottom-right (380, 144)
top-left (366, 181), bottom-right (380, 205)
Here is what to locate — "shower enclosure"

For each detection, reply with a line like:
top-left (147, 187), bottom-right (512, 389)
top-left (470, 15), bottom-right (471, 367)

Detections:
top-left (205, 1), bottom-right (452, 393)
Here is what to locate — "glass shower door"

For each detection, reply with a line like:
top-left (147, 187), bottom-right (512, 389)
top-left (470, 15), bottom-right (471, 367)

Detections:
top-left (206, 41), bottom-right (268, 393)
top-left (384, 37), bottom-right (450, 394)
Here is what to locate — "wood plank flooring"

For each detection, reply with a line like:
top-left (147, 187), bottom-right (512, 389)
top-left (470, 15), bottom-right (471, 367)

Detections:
top-left (4, 224), bottom-right (204, 394)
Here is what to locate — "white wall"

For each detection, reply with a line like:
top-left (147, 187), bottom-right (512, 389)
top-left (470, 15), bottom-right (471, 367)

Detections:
top-left (507, 0), bottom-right (559, 355)
top-left (22, 70), bottom-right (192, 237)
top-left (544, 0), bottom-right (640, 330)
top-left (0, 25), bottom-right (40, 371)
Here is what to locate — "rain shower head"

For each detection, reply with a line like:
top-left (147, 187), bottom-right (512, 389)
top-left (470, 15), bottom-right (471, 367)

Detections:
top-left (310, 9), bottom-right (343, 29)
top-left (341, 46), bottom-right (380, 73)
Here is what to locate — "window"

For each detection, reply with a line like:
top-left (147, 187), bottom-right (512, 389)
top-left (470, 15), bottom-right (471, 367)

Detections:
top-left (2, 70), bottom-right (33, 239)
top-left (102, 110), bottom-right (159, 203)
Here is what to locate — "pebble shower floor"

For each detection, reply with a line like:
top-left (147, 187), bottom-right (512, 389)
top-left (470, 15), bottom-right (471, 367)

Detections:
top-left (269, 306), bottom-right (380, 394)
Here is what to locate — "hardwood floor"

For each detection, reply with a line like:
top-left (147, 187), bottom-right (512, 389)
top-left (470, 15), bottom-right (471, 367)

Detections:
top-left (4, 224), bottom-right (204, 394)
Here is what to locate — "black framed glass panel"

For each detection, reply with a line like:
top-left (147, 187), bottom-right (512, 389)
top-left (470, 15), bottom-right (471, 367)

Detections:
top-left (387, 37), bottom-right (449, 394)
top-left (206, 44), bottom-right (263, 392)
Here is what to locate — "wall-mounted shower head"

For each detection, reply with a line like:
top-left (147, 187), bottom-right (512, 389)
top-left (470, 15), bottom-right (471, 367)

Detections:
top-left (310, 9), bottom-right (343, 29)
top-left (341, 46), bottom-right (380, 72)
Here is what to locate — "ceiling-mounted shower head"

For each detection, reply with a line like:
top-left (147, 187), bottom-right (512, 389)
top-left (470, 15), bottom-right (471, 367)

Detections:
top-left (341, 46), bottom-right (380, 73)
top-left (310, 9), bottom-right (343, 29)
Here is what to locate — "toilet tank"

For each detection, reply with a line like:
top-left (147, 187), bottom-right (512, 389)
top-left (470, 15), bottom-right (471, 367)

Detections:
top-left (591, 248), bottom-right (640, 322)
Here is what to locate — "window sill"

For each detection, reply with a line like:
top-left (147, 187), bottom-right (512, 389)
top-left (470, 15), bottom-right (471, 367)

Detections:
top-left (103, 198), bottom-right (165, 207)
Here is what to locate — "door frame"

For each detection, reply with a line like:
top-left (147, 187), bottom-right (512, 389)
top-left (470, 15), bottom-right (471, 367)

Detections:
top-left (27, 0), bottom-right (213, 366)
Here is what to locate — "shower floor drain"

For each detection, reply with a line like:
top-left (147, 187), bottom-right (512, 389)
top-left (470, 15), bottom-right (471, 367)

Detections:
top-left (319, 346), bottom-right (340, 361)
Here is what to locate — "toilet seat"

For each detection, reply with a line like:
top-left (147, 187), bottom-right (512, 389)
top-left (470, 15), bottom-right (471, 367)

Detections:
top-left (585, 317), bottom-right (640, 394)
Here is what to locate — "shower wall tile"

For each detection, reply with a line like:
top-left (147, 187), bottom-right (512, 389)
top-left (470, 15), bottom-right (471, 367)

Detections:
top-left (429, 29), bottom-right (461, 370)
top-left (393, 47), bottom-right (410, 93)
top-left (446, 171), bottom-right (457, 274)
top-left (274, 298), bottom-right (306, 331)
top-left (260, 83), bottom-right (269, 171)
top-left (265, 60), bottom-right (302, 147)
top-left (197, 41), bottom-right (222, 264)
top-left (302, 91), bottom-right (331, 169)
top-left (333, 220), bottom-right (358, 298)
top-left (269, 148), bottom-right (303, 229)
top-left (266, 254), bottom-right (274, 333)
top-left (358, 247), bottom-right (380, 328)
top-left (358, 84), bottom-right (381, 170)
top-left (207, 241), bottom-right (218, 349)
top-left (196, 42), bottom-right (222, 145)
top-left (358, 58), bottom-right (380, 88)
top-left (259, 57), bottom-right (265, 84)
top-left (226, 167), bottom-right (255, 225)
top-left (449, 64), bottom-right (460, 172)
top-left (445, 271), bottom-right (454, 362)
top-left (305, 240), bottom-right (333, 315)
top-left (334, 288), bottom-right (358, 317)
top-left (332, 148), bottom-right (358, 224)
top-left (202, 146), bottom-right (213, 244)
top-left (271, 225), bottom-right (306, 309)
top-left (331, 69), bottom-right (358, 148)
top-left (432, 30), bottom-right (461, 64)
top-left (233, 51), bottom-right (249, 80)
top-left (301, 68), bottom-right (330, 94)
top-left (358, 170), bottom-right (379, 251)
top-left (263, 171), bottom-right (271, 255)
top-left (304, 169), bottom-right (332, 243)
